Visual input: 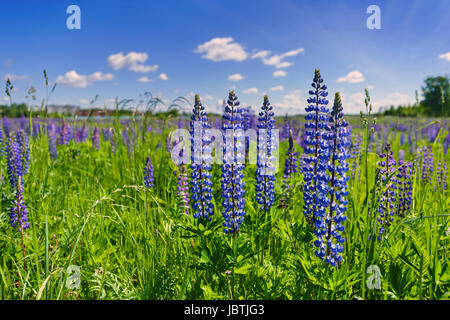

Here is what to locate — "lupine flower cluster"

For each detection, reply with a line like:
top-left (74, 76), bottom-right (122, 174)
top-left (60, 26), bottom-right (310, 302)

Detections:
top-left (190, 94), bottom-right (214, 220)
top-left (282, 129), bottom-right (298, 193)
top-left (92, 126), bottom-right (100, 150)
top-left (302, 69), bottom-right (330, 225)
top-left (221, 91), bottom-right (246, 234)
top-left (313, 92), bottom-right (350, 266)
top-left (376, 144), bottom-right (397, 239)
top-left (6, 130), bottom-right (31, 230)
top-left (255, 95), bottom-right (276, 212)
top-left (419, 146), bottom-right (434, 183)
top-left (144, 156), bottom-right (154, 188)
top-left (436, 160), bottom-right (447, 191)
top-left (396, 160), bottom-right (413, 218)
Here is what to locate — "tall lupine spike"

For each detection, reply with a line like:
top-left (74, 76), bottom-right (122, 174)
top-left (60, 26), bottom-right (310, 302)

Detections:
top-left (444, 133), bottom-right (450, 155)
top-left (3, 117), bottom-right (11, 138)
top-left (59, 120), bottom-right (72, 145)
top-left (6, 132), bottom-right (23, 189)
top-left (0, 126), bottom-right (4, 157)
top-left (281, 114), bottom-right (290, 141)
top-left (282, 129), bottom-right (298, 193)
top-left (314, 92), bottom-right (350, 266)
top-left (144, 156), bottom-right (154, 188)
top-left (376, 144), bottom-right (397, 239)
top-left (92, 126), bottom-right (100, 150)
top-left (10, 177), bottom-right (29, 230)
top-left (419, 146), bottom-right (433, 183)
top-left (190, 94), bottom-right (214, 220)
top-left (109, 128), bottom-right (116, 154)
top-left (302, 69), bottom-right (330, 225)
top-left (221, 91), bottom-right (246, 233)
top-left (48, 121), bottom-right (58, 159)
top-left (16, 129), bottom-right (30, 176)
top-left (256, 95), bottom-right (276, 211)
top-left (436, 160), bottom-right (447, 191)
top-left (396, 161), bottom-right (413, 217)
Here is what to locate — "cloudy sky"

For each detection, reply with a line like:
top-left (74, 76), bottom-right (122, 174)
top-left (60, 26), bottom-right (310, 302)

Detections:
top-left (1, 0), bottom-right (449, 115)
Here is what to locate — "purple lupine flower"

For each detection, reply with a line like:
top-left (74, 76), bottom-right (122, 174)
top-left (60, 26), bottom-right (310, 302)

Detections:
top-left (176, 164), bottom-right (189, 215)
top-left (3, 117), bottom-right (11, 138)
top-left (92, 126), bottom-right (100, 150)
top-left (436, 160), bottom-right (447, 190)
top-left (280, 114), bottom-right (291, 141)
top-left (398, 149), bottom-right (405, 162)
top-left (190, 94), bottom-right (214, 220)
top-left (256, 95), bottom-right (276, 212)
top-left (0, 126), bottom-right (4, 157)
top-left (59, 120), bottom-right (72, 145)
top-left (396, 160), bottom-right (413, 218)
top-left (376, 144), bottom-right (397, 239)
top-left (222, 91), bottom-right (245, 233)
top-left (77, 122), bottom-right (89, 143)
top-left (419, 146), bottom-right (434, 183)
top-left (109, 128), bottom-right (116, 154)
top-left (443, 133), bottom-right (450, 155)
top-left (19, 113), bottom-right (28, 132)
top-left (302, 69), bottom-right (330, 225)
top-left (282, 129), bottom-right (298, 193)
top-left (16, 129), bottom-right (30, 176)
top-left (316, 92), bottom-right (350, 266)
top-left (6, 132), bottom-right (24, 188)
top-left (400, 133), bottom-right (405, 145)
top-left (10, 178), bottom-right (29, 230)
top-left (48, 121), bottom-right (58, 159)
top-left (144, 156), bottom-right (154, 188)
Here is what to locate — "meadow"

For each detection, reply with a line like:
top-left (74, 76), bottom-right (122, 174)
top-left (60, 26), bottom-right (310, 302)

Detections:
top-left (0, 73), bottom-right (449, 300)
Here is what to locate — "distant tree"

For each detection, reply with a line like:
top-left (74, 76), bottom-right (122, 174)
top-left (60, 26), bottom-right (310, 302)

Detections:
top-left (421, 75), bottom-right (449, 116)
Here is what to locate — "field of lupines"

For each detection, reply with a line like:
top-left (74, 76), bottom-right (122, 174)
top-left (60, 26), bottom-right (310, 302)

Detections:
top-left (0, 69), bottom-right (449, 300)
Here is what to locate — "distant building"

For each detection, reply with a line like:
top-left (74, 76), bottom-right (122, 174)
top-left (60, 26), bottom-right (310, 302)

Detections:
top-left (47, 104), bottom-right (81, 115)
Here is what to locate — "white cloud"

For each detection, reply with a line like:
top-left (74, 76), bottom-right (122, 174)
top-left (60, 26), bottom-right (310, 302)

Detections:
top-left (79, 99), bottom-right (90, 104)
top-left (107, 52), bottom-right (158, 73)
top-left (374, 92), bottom-right (413, 111)
top-left (340, 91), bottom-right (413, 114)
top-left (4, 74), bottom-right (30, 81)
top-left (138, 76), bottom-right (153, 83)
top-left (243, 87), bottom-right (258, 94)
top-left (5, 74), bottom-right (30, 81)
top-left (253, 48), bottom-right (304, 68)
top-left (274, 90), bottom-right (304, 115)
top-left (251, 50), bottom-right (271, 59)
top-left (270, 85), bottom-right (284, 92)
top-left (228, 73), bottom-right (244, 81)
top-left (158, 73), bottom-right (168, 81)
top-left (438, 52), bottom-right (450, 61)
top-left (195, 37), bottom-right (248, 62)
top-left (273, 70), bottom-right (287, 77)
top-left (336, 70), bottom-right (365, 83)
top-left (56, 70), bottom-right (114, 88)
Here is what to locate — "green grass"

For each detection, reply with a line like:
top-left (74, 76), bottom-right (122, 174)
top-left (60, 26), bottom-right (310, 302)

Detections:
top-left (0, 116), bottom-right (448, 300)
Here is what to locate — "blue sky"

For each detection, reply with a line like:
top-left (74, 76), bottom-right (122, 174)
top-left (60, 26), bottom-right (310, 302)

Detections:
top-left (1, 0), bottom-right (449, 115)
